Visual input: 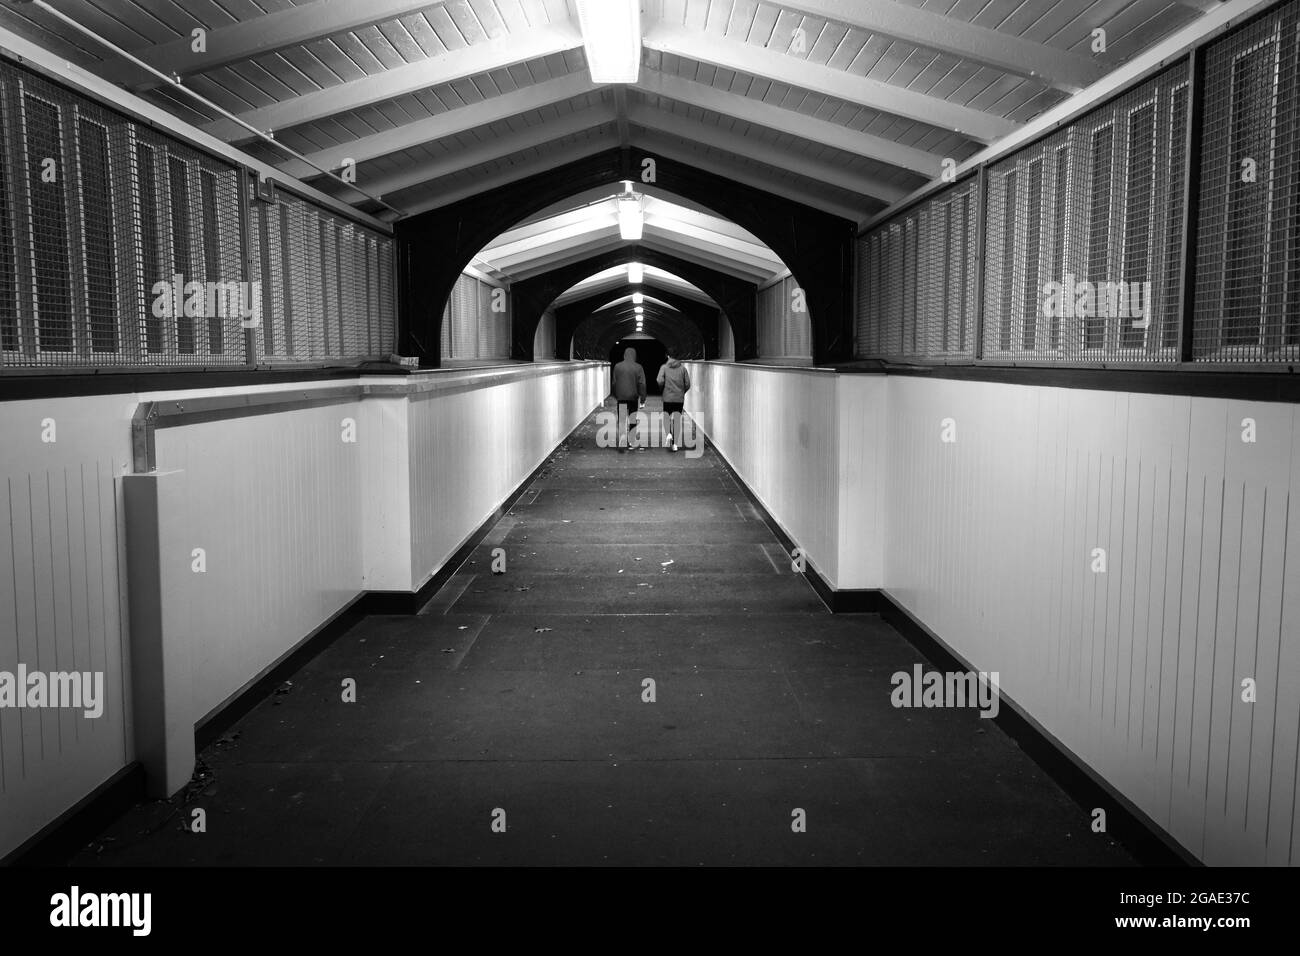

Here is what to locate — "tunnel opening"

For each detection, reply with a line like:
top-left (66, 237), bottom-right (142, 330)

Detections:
top-left (609, 338), bottom-right (667, 396)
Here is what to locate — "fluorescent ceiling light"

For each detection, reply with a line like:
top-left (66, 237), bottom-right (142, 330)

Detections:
top-left (574, 0), bottom-right (641, 84)
top-left (627, 263), bottom-right (644, 285)
top-left (617, 189), bottom-right (643, 241)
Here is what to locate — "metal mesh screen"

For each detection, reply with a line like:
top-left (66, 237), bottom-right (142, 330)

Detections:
top-left (855, 175), bottom-right (979, 360)
top-left (982, 64), bottom-right (1190, 364)
top-left (0, 61), bottom-right (241, 367)
top-left (441, 273), bottom-right (511, 360)
top-left (247, 184), bottom-right (396, 364)
top-left (1194, 0), bottom-right (1300, 363)
top-left (0, 56), bottom-right (396, 371)
top-left (756, 275), bottom-right (813, 360)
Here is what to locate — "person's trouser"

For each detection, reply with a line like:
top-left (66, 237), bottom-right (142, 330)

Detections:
top-left (618, 399), bottom-right (640, 446)
top-left (663, 401), bottom-right (684, 446)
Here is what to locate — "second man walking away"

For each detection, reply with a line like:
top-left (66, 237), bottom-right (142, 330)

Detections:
top-left (656, 352), bottom-right (691, 453)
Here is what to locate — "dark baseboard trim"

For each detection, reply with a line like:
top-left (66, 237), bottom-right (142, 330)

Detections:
top-left (815, 584), bottom-right (890, 613)
top-left (194, 596), bottom-right (368, 752)
top-left (833, 360), bottom-right (1300, 403)
top-left (2, 762), bottom-right (146, 867)
top-left (875, 593), bottom-right (1196, 868)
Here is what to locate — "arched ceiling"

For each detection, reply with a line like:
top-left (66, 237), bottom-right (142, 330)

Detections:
top-left (0, 0), bottom-right (1235, 233)
top-left (473, 191), bottom-right (786, 284)
top-left (554, 265), bottom-right (714, 307)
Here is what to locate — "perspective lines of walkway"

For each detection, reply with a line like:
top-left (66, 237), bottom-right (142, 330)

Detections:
top-left (76, 400), bottom-right (1133, 866)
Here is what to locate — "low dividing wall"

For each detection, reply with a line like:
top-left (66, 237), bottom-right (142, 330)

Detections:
top-left (687, 361), bottom-right (1299, 866)
top-left (0, 362), bottom-right (605, 859)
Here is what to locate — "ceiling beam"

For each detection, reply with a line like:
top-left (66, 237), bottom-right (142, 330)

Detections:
top-left (483, 198), bottom-right (621, 251)
top-left (483, 219), bottom-right (620, 267)
top-left (627, 103), bottom-right (909, 203)
top-left (642, 213), bottom-right (784, 269)
top-left (97, 0), bottom-right (442, 89)
top-left (643, 21), bottom-right (1018, 144)
top-left (363, 105), bottom-right (617, 200)
top-left (635, 70), bottom-right (944, 176)
top-left (635, 133), bottom-right (870, 220)
top-left (775, 0), bottom-right (1107, 94)
top-left (277, 70), bottom-right (596, 179)
top-left (489, 220), bottom-right (778, 281)
top-left (204, 23), bottom-right (584, 142)
top-left (507, 233), bottom-right (772, 282)
top-left (396, 137), bottom-right (617, 217)
top-left (643, 200), bottom-right (773, 248)
top-left (556, 271), bottom-right (714, 306)
top-left (518, 184), bottom-right (728, 224)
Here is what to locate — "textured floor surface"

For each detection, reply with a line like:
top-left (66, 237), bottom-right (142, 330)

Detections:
top-left (73, 400), bottom-right (1133, 866)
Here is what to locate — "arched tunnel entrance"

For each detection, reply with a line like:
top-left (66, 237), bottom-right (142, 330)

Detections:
top-left (395, 147), bottom-right (855, 367)
top-left (609, 339), bottom-right (667, 396)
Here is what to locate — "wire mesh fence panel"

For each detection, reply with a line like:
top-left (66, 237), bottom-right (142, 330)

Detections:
top-left (982, 63), bottom-right (1190, 364)
top-left (856, 175), bottom-right (978, 360)
top-left (248, 185), bottom-right (397, 364)
top-left (1194, 0), bottom-right (1300, 364)
top-left (0, 60), bottom-right (245, 367)
top-left (0, 55), bottom-right (397, 372)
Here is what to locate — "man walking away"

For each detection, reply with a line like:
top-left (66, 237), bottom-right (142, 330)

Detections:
top-left (656, 353), bottom-right (691, 453)
top-left (611, 346), bottom-right (647, 451)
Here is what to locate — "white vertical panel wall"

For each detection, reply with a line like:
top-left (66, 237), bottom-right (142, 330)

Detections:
top-left (152, 402), bottom-right (366, 723)
top-left (0, 395), bottom-right (134, 862)
top-left (880, 377), bottom-right (1300, 866)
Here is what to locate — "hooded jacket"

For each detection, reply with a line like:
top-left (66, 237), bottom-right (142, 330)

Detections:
top-left (657, 358), bottom-right (691, 403)
top-left (612, 347), bottom-right (646, 401)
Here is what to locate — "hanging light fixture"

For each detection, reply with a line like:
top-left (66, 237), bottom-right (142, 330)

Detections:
top-left (632, 291), bottom-right (644, 305)
top-left (626, 263), bottom-right (644, 285)
top-left (574, 0), bottom-right (642, 84)
top-left (617, 183), bottom-right (643, 241)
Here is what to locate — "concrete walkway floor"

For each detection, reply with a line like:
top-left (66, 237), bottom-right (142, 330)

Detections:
top-left (74, 400), bottom-right (1133, 866)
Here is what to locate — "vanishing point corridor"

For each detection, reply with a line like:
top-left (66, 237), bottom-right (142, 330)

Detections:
top-left (72, 401), bottom-right (1130, 867)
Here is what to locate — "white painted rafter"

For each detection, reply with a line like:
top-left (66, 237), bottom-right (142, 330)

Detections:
top-left (774, 0), bottom-right (1107, 93)
top-left (203, 23), bottom-right (584, 142)
top-left (634, 69), bottom-right (944, 176)
top-left (276, 71), bottom-right (597, 179)
top-left (627, 102), bottom-right (909, 203)
top-left (98, 0), bottom-right (444, 89)
top-left (642, 21), bottom-right (1018, 144)
top-left (362, 105), bottom-right (617, 199)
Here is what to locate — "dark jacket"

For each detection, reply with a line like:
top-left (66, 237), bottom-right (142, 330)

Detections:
top-left (657, 358), bottom-right (691, 403)
top-left (612, 348), bottom-right (646, 401)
